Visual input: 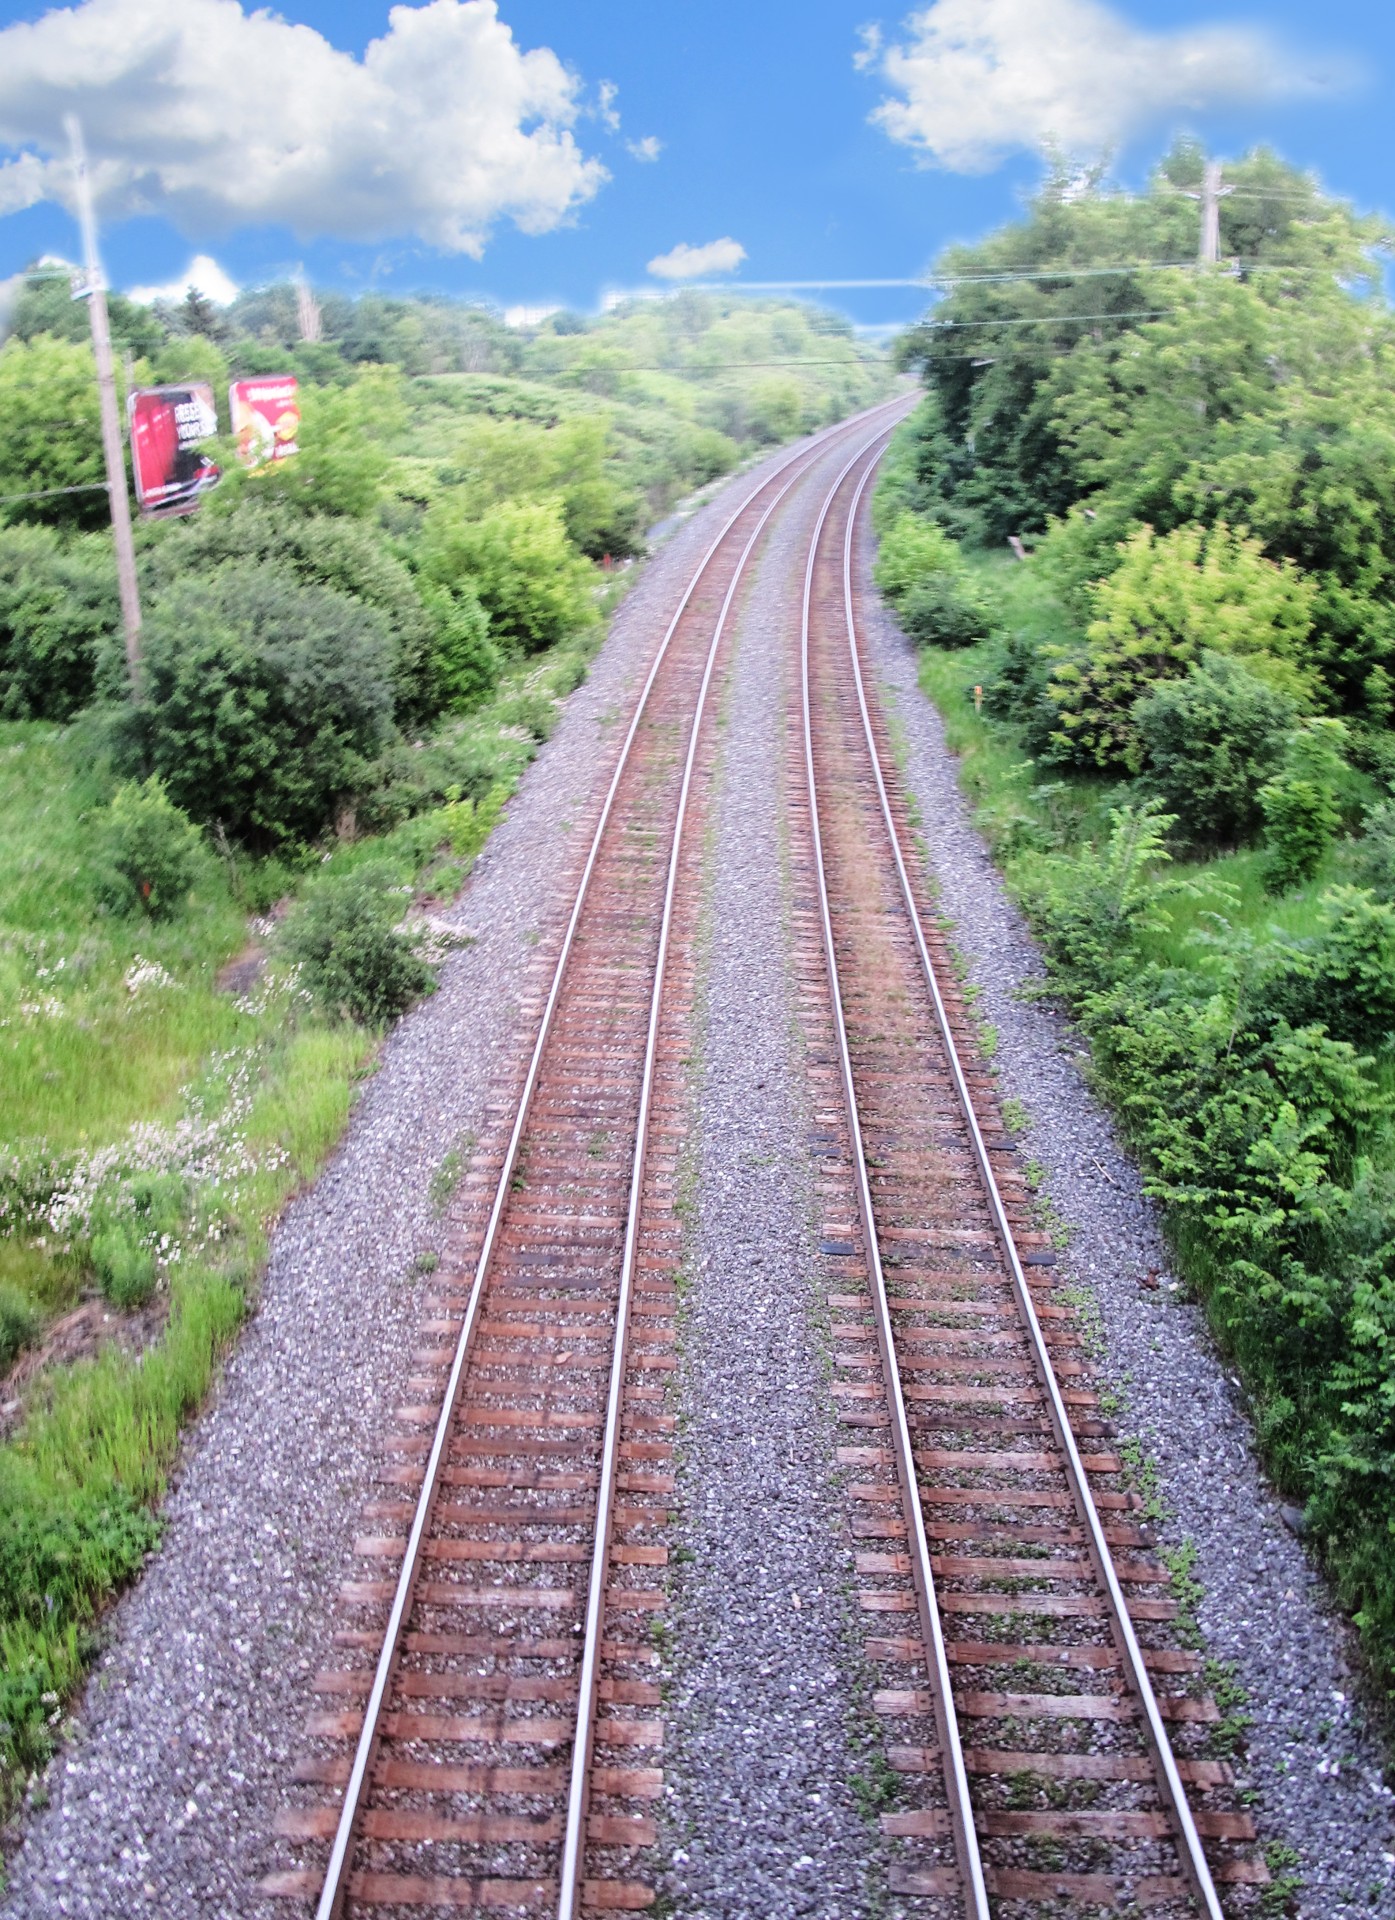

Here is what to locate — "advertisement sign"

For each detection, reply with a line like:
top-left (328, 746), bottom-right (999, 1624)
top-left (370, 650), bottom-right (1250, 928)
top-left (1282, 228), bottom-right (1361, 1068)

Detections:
top-left (128, 384), bottom-right (221, 517)
top-left (229, 376), bottom-right (300, 470)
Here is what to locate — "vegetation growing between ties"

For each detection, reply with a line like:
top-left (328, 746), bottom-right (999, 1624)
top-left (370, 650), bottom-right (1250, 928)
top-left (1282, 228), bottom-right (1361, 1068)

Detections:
top-left (0, 276), bottom-right (891, 1824)
top-left (876, 138), bottom-right (1395, 1705)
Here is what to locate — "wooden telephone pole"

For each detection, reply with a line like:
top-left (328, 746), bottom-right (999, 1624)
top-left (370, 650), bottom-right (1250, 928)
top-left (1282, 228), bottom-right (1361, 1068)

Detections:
top-left (66, 115), bottom-right (142, 693)
top-left (1195, 158), bottom-right (1236, 267)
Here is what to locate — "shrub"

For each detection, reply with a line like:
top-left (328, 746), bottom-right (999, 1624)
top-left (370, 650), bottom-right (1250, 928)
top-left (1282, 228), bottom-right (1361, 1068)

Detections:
top-left (422, 582), bottom-right (502, 713)
top-left (1349, 799), bottom-right (1395, 902)
top-left (135, 564), bottom-right (395, 846)
top-left (0, 526), bottom-right (119, 720)
top-left (0, 337), bottom-right (108, 532)
top-left (422, 496), bottom-right (598, 655)
top-left (90, 1226), bottom-right (156, 1310)
top-left (0, 1286), bottom-right (40, 1371)
top-left (286, 868), bottom-right (435, 1026)
top-left (873, 511), bottom-right (962, 606)
top-left (900, 571), bottom-right (993, 649)
top-left (142, 499), bottom-right (437, 721)
top-left (1048, 523), bottom-right (1317, 771)
top-left (1260, 722), bottom-right (1346, 894)
top-left (1134, 652), bottom-right (1298, 848)
top-left (93, 777), bottom-right (204, 919)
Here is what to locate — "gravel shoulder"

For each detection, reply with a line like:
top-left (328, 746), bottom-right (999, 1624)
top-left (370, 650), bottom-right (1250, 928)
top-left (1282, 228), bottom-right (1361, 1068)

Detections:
top-left (657, 453), bottom-right (885, 1920)
top-left (0, 435), bottom-right (831, 1920)
top-left (858, 539), bottom-right (1395, 1920)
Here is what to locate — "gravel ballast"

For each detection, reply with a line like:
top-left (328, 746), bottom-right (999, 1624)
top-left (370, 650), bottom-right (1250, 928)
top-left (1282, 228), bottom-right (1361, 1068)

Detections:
top-left (859, 546), bottom-right (1395, 1919)
top-left (0, 435), bottom-right (839, 1920)
top-left (657, 458), bottom-right (883, 1920)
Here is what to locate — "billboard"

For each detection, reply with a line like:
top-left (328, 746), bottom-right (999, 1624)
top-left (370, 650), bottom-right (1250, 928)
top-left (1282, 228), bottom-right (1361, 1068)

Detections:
top-left (229, 376), bottom-right (300, 470)
top-left (128, 384), bottom-right (221, 517)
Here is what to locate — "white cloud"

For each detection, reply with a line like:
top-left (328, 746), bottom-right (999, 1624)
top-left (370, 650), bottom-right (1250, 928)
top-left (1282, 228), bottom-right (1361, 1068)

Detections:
top-left (647, 237), bottom-right (746, 281)
top-left (597, 79), bottom-right (621, 132)
top-left (503, 302), bottom-right (561, 327)
top-left (0, 0), bottom-right (607, 256)
top-left (128, 252), bottom-right (238, 306)
top-left (865, 0), bottom-right (1350, 172)
top-left (627, 136), bottom-right (663, 163)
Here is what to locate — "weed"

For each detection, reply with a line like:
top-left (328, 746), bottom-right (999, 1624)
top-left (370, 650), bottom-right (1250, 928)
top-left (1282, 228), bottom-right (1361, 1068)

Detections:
top-left (431, 1148), bottom-right (464, 1215)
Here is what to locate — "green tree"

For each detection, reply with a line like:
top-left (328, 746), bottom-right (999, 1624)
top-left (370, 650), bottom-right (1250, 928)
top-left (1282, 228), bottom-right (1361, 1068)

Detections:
top-left (1261, 721), bottom-right (1347, 893)
top-left (422, 495), bottom-right (597, 654)
top-left (135, 564), bottom-right (395, 846)
top-left (94, 777), bottom-right (204, 919)
top-left (0, 336), bottom-right (109, 530)
top-left (0, 526), bottom-right (117, 718)
top-left (1048, 522), bottom-right (1316, 769)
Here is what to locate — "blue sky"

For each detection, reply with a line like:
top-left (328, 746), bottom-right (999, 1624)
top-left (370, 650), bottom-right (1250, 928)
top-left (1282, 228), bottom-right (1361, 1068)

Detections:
top-left (0, 0), bottom-right (1389, 334)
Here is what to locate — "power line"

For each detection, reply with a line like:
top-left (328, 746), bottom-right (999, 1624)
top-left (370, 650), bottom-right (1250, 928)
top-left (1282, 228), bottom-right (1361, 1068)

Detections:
top-left (0, 480), bottom-right (109, 505)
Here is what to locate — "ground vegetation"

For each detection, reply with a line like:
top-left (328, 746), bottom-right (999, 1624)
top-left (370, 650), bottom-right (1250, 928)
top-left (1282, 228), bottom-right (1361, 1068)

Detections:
top-left (879, 143), bottom-right (1395, 1703)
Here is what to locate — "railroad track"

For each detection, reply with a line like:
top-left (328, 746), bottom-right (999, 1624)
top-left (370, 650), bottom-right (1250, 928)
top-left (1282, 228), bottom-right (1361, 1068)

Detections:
top-left (263, 399), bottom-right (913, 1920)
top-left (791, 438), bottom-right (1269, 1914)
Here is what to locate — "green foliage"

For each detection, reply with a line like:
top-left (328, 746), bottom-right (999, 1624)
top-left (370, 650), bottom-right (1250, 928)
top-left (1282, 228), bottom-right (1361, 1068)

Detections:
top-left (0, 1284), bottom-right (39, 1369)
top-left (286, 867), bottom-right (434, 1026)
top-left (1134, 653), bottom-right (1298, 848)
top-left (90, 1224), bottom-right (156, 1309)
top-left (874, 511), bottom-right (962, 603)
top-left (1350, 800), bottom-right (1395, 902)
top-left (93, 776), bottom-right (204, 919)
top-left (0, 524), bottom-right (118, 719)
top-left (134, 563), bottom-right (395, 846)
top-left (243, 369), bottom-right (399, 517)
top-left (9, 273), bottom-right (163, 359)
top-left (1261, 722), bottom-right (1347, 894)
top-left (423, 495), bottom-right (598, 655)
top-left (1048, 523), bottom-right (1316, 770)
top-left (0, 335), bottom-right (108, 531)
top-left (141, 498), bottom-right (438, 722)
top-left (901, 572), bottom-right (994, 649)
top-left (423, 582), bottom-right (502, 712)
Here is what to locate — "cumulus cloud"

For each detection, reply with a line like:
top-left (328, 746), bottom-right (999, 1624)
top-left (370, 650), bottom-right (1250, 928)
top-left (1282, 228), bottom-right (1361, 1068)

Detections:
top-left (647, 237), bottom-right (746, 280)
top-left (127, 253), bottom-right (239, 305)
top-left (0, 0), bottom-right (607, 255)
top-left (627, 136), bottom-right (663, 163)
top-left (865, 0), bottom-right (1350, 172)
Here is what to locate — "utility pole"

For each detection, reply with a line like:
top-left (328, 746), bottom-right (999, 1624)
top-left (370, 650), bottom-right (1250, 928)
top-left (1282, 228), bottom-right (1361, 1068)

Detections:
top-left (66, 114), bottom-right (142, 693)
top-left (295, 270), bottom-right (322, 344)
top-left (1198, 158), bottom-right (1233, 267)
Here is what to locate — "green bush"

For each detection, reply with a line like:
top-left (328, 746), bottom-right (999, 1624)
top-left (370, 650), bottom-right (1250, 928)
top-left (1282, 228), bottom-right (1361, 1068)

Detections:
top-left (873, 511), bottom-right (963, 605)
top-left (900, 571), bottom-right (993, 649)
top-left (0, 526), bottom-right (119, 719)
top-left (142, 499), bottom-right (437, 722)
top-left (286, 868), bottom-right (434, 1026)
top-left (1134, 653), bottom-right (1298, 848)
top-left (0, 1285), bottom-right (40, 1370)
top-left (423, 582), bottom-right (502, 713)
top-left (1261, 722), bottom-right (1346, 894)
top-left (93, 776), bottom-right (204, 919)
top-left (1351, 800), bottom-right (1395, 902)
top-left (1048, 523), bottom-right (1318, 771)
top-left (423, 496), bottom-right (598, 655)
top-left (134, 563), bottom-right (395, 847)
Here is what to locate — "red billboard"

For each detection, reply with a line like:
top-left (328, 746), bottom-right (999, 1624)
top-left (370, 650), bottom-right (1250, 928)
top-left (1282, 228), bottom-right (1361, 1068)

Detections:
top-left (128, 384), bottom-right (221, 517)
top-left (229, 376), bottom-right (300, 469)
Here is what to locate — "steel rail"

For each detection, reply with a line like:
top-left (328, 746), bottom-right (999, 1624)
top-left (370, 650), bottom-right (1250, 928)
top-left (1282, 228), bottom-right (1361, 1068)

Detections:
top-left (313, 396), bottom-right (909, 1920)
top-left (835, 453), bottom-right (1226, 1920)
top-left (555, 407), bottom-right (909, 1920)
top-left (800, 437), bottom-right (991, 1920)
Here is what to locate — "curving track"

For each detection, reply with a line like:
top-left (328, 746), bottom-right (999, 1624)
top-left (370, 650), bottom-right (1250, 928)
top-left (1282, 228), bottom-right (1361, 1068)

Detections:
top-left (793, 437), bottom-right (1267, 1914)
top-left (264, 401), bottom-right (912, 1919)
